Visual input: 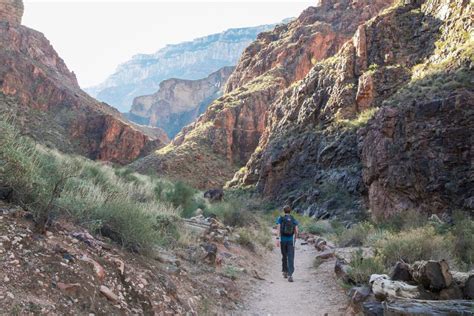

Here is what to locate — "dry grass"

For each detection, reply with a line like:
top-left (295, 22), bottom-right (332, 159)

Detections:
top-left (0, 118), bottom-right (181, 252)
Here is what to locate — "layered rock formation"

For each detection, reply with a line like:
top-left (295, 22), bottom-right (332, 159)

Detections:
top-left (0, 0), bottom-right (22, 24)
top-left (0, 0), bottom-right (168, 164)
top-left (126, 66), bottom-right (234, 138)
top-left (231, 0), bottom-right (473, 220)
top-left (86, 24), bottom-right (277, 112)
top-left (131, 0), bottom-right (393, 188)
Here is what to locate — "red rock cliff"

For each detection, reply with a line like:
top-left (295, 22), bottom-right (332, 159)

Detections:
top-left (131, 0), bottom-right (392, 188)
top-left (230, 0), bottom-right (473, 221)
top-left (0, 1), bottom-right (168, 164)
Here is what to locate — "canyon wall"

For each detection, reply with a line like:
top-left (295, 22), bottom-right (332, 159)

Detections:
top-left (0, 0), bottom-right (168, 164)
top-left (87, 24), bottom-right (277, 112)
top-left (126, 66), bottom-right (234, 138)
top-left (231, 0), bottom-right (473, 221)
top-left (131, 0), bottom-right (393, 189)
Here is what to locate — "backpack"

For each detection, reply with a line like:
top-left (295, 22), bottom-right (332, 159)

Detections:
top-left (280, 215), bottom-right (295, 237)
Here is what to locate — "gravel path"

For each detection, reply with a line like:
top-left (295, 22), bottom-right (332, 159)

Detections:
top-left (238, 239), bottom-right (349, 316)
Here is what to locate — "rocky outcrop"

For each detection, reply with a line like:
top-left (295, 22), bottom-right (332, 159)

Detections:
top-left (126, 66), bottom-right (234, 138)
top-left (86, 24), bottom-right (277, 112)
top-left (231, 0), bottom-right (473, 221)
top-left (0, 2), bottom-right (168, 164)
top-left (0, 0), bottom-right (23, 25)
top-left (225, 0), bottom-right (391, 93)
top-left (132, 0), bottom-right (392, 189)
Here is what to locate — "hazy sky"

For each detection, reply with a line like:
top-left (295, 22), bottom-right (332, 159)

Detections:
top-left (23, 1), bottom-right (314, 88)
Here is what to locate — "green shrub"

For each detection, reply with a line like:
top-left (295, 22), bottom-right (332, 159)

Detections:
top-left (0, 118), bottom-right (180, 253)
top-left (165, 181), bottom-right (202, 218)
top-left (348, 249), bottom-right (386, 285)
top-left (205, 200), bottom-right (252, 228)
top-left (375, 226), bottom-right (453, 267)
top-left (377, 209), bottom-right (428, 231)
top-left (337, 222), bottom-right (375, 247)
top-left (236, 228), bottom-right (256, 251)
top-left (222, 266), bottom-right (242, 280)
top-left (303, 221), bottom-right (332, 235)
top-left (451, 211), bottom-right (474, 269)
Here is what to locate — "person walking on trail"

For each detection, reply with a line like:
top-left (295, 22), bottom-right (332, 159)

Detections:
top-left (275, 205), bottom-right (299, 282)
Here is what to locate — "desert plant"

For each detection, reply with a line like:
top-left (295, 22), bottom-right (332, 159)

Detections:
top-left (0, 118), bottom-right (180, 252)
top-left (236, 227), bottom-right (256, 251)
top-left (165, 181), bottom-right (202, 218)
top-left (451, 211), bottom-right (474, 269)
top-left (348, 249), bottom-right (386, 285)
top-left (375, 226), bottom-right (453, 267)
top-left (303, 221), bottom-right (333, 235)
top-left (337, 222), bottom-right (375, 247)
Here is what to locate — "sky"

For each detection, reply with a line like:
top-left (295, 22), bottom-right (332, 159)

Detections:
top-left (22, 1), bottom-right (315, 88)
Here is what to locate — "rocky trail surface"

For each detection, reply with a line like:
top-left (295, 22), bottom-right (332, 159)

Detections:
top-left (238, 239), bottom-right (349, 316)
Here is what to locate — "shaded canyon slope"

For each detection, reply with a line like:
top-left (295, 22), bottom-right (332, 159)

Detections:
top-left (86, 24), bottom-right (278, 112)
top-left (0, 0), bottom-right (168, 164)
top-left (230, 0), bottom-right (473, 221)
top-left (126, 66), bottom-right (234, 138)
top-left (130, 0), bottom-right (393, 189)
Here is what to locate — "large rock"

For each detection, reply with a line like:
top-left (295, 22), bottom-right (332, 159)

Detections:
top-left (360, 94), bottom-right (473, 219)
top-left (0, 3), bottom-right (168, 164)
top-left (126, 66), bottom-right (234, 138)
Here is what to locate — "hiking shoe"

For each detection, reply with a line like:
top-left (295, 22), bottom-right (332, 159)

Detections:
top-left (288, 276), bottom-right (294, 282)
top-left (283, 272), bottom-right (288, 279)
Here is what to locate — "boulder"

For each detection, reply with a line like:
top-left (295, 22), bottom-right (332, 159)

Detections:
top-left (391, 262), bottom-right (413, 282)
top-left (204, 189), bottom-right (224, 202)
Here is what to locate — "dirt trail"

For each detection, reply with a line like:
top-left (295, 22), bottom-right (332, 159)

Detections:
top-left (238, 239), bottom-right (349, 316)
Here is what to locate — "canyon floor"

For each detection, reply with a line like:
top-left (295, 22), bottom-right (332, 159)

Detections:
top-left (237, 238), bottom-right (349, 316)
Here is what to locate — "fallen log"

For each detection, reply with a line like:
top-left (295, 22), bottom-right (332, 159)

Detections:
top-left (383, 299), bottom-right (474, 316)
top-left (369, 274), bottom-right (422, 300)
top-left (452, 271), bottom-right (474, 299)
top-left (409, 260), bottom-right (452, 291)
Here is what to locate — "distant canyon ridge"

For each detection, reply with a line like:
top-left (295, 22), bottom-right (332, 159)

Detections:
top-left (86, 23), bottom-right (280, 113)
top-left (125, 66), bottom-right (234, 138)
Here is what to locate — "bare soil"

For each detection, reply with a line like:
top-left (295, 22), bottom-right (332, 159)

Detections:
top-left (237, 238), bottom-right (350, 316)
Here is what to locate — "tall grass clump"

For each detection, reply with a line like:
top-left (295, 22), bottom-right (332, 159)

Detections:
top-left (337, 209), bottom-right (474, 276)
top-left (374, 226), bottom-right (453, 267)
top-left (163, 181), bottom-right (204, 218)
top-left (451, 211), bottom-right (474, 269)
top-left (348, 249), bottom-right (386, 285)
top-left (0, 118), bottom-right (180, 253)
top-left (336, 222), bottom-right (375, 247)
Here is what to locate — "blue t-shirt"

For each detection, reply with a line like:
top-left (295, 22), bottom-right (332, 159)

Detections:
top-left (276, 215), bottom-right (299, 242)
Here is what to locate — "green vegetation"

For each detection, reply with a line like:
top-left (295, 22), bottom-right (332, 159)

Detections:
top-left (222, 265), bottom-right (243, 280)
top-left (0, 117), bottom-right (208, 252)
top-left (386, 39), bottom-right (473, 108)
top-left (0, 116), bottom-right (275, 255)
top-left (206, 191), bottom-right (273, 251)
top-left (367, 63), bottom-right (379, 73)
top-left (327, 210), bottom-right (474, 284)
top-left (348, 249), bottom-right (386, 285)
top-left (374, 226), bottom-right (453, 267)
top-left (335, 107), bottom-right (380, 130)
top-left (336, 221), bottom-right (375, 247)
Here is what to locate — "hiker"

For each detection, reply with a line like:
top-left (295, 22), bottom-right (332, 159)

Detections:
top-left (275, 205), bottom-right (299, 282)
